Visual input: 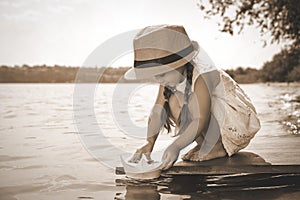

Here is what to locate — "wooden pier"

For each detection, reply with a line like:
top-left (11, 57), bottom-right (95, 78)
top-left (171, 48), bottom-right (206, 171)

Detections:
top-left (116, 152), bottom-right (300, 176)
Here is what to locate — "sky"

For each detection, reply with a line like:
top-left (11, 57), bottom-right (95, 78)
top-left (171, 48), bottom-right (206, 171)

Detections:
top-left (0, 0), bottom-right (286, 69)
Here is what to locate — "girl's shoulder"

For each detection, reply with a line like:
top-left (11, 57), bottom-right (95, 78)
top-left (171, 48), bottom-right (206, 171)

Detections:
top-left (193, 69), bottom-right (221, 93)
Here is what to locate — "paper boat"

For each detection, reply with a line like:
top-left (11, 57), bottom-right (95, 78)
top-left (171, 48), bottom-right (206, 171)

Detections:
top-left (120, 154), bottom-right (162, 179)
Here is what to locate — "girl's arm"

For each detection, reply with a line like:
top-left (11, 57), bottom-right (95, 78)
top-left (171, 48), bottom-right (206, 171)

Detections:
top-left (129, 85), bottom-right (166, 162)
top-left (161, 75), bottom-right (211, 169)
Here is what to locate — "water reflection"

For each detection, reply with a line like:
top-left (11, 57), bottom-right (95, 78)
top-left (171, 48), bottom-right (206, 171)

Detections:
top-left (116, 174), bottom-right (300, 200)
top-left (124, 185), bottom-right (160, 200)
top-left (115, 152), bottom-right (300, 199)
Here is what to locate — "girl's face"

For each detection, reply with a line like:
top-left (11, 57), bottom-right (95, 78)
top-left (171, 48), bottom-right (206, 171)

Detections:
top-left (154, 69), bottom-right (184, 88)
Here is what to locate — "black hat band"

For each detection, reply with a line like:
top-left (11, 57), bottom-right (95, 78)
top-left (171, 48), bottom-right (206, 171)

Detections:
top-left (134, 43), bottom-right (194, 68)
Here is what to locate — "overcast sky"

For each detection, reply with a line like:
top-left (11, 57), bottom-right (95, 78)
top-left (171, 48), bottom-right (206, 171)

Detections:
top-left (0, 0), bottom-right (285, 69)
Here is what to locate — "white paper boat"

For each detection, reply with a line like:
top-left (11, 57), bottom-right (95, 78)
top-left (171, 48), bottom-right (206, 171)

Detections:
top-left (120, 154), bottom-right (162, 179)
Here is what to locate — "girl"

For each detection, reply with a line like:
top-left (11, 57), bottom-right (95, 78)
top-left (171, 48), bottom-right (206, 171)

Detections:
top-left (124, 25), bottom-right (260, 170)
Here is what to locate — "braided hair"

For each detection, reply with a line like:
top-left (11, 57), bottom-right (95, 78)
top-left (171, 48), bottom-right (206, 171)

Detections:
top-left (161, 86), bottom-right (175, 133)
top-left (161, 62), bottom-right (194, 134)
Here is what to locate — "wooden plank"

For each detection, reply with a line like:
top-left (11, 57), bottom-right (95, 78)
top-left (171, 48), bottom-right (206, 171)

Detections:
top-left (116, 165), bottom-right (300, 175)
top-left (116, 152), bottom-right (300, 175)
top-left (165, 165), bottom-right (300, 175)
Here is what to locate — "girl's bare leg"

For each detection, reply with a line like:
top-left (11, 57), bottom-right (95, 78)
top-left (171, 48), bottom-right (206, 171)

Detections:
top-left (182, 136), bottom-right (227, 161)
top-left (182, 114), bottom-right (227, 161)
top-left (181, 134), bottom-right (204, 160)
top-left (198, 137), bottom-right (227, 161)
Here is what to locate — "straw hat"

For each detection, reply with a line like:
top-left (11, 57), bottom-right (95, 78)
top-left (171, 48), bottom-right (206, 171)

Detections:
top-left (124, 24), bottom-right (199, 80)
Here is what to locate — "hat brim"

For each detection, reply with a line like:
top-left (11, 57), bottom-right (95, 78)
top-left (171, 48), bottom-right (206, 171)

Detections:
top-left (124, 41), bottom-right (199, 80)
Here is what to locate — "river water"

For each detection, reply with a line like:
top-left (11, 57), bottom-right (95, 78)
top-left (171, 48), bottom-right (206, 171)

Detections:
top-left (0, 83), bottom-right (299, 199)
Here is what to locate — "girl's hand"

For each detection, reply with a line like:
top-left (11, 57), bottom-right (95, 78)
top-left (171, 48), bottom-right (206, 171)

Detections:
top-left (128, 142), bottom-right (154, 163)
top-left (161, 144), bottom-right (180, 170)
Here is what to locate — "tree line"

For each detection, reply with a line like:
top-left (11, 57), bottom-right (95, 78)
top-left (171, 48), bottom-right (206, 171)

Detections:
top-left (226, 46), bottom-right (300, 83)
top-left (0, 65), bottom-right (131, 83)
top-left (0, 46), bottom-right (299, 84)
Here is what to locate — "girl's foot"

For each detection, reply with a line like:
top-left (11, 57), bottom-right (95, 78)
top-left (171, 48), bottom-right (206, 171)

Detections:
top-left (182, 141), bottom-right (227, 161)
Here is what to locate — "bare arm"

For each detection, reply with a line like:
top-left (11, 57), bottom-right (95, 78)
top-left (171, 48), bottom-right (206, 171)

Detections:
top-left (161, 75), bottom-right (211, 169)
top-left (145, 85), bottom-right (165, 147)
top-left (129, 85), bottom-right (166, 162)
top-left (174, 75), bottom-right (211, 149)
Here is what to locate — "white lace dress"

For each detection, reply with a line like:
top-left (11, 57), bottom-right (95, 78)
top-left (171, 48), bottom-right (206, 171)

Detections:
top-left (176, 46), bottom-right (261, 157)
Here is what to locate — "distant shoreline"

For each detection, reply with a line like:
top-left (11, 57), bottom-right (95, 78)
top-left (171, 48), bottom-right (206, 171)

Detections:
top-left (0, 65), bottom-right (299, 84)
top-left (1, 82), bottom-right (299, 85)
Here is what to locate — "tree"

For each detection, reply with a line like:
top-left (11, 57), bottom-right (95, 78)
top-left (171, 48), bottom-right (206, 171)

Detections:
top-left (287, 65), bottom-right (300, 81)
top-left (198, 0), bottom-right (300, 49)
top-left (260, 47), bottom-right (300, 82)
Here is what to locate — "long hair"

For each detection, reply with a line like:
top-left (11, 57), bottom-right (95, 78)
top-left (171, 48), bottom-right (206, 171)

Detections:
top-left (161, 62), bottom-right (194, 134)
top-left (161, 86), bottom-right (175, 133)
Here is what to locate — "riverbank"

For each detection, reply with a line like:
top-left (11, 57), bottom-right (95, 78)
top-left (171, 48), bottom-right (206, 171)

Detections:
top-left (1, 65), bottom-right (299, 84)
